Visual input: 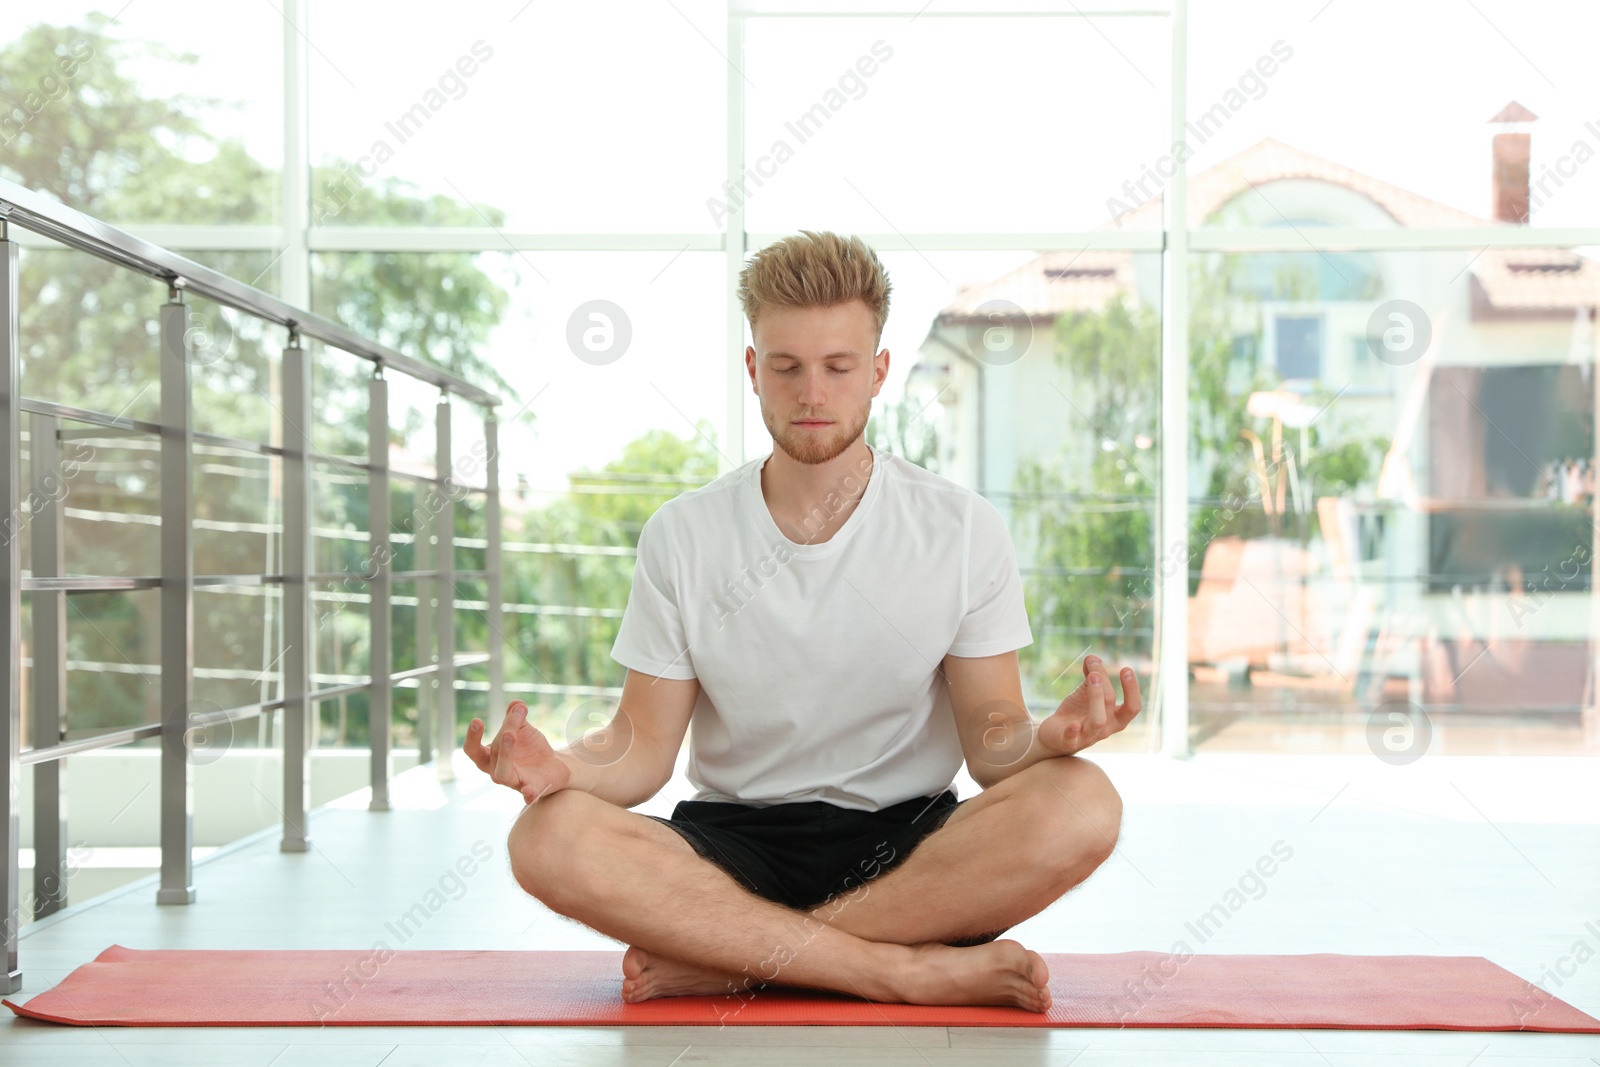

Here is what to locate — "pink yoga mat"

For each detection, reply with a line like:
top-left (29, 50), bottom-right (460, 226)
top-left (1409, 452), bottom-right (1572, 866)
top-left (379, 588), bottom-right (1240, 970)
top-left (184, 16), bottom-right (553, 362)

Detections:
top-left (6, 945), bottom-right (1598, 1031)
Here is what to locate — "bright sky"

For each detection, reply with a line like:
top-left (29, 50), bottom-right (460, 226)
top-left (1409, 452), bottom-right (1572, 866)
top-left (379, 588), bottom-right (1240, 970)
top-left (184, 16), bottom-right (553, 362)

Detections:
top-left (10, 0), bottom-right (1600, 492)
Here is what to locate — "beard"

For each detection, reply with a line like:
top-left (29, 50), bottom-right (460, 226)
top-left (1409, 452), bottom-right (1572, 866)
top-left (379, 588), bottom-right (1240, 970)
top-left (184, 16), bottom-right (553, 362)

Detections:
top-left (763, 400), bottom-right (870, 466)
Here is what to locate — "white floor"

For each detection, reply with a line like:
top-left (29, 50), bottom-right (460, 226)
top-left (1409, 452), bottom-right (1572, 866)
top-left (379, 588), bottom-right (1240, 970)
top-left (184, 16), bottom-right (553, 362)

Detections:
top-left (3, 749), bottom-right (1598, 1066)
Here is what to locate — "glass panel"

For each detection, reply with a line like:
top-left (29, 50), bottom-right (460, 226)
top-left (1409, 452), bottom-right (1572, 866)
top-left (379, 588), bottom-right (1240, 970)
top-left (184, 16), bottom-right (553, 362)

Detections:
top-left (18, 246), bottom-right (164, 425)
top-left (743, 15), bottom-right (1170, 233)
top-left (34, 733), bottom-right (164, 911)
top-left (307, 0), bottom-right (724, 232)
top-left (391, 682), bottom-right (422, 754)
top-left (313, 248), bottom-right (724, 733)
top-left (815, 249), bottom-right (1162, 750)
top-left (1189, 0), bottom-right (1600, 228)
top-left (315, 687), bottom-right (369, 751)
top-left (310, 579), bottom-right (364, 697)
top-left (194, 585), bottom-right (283, 713)
top-left (1185, 247), bottom-right (1600, 755)
top-left (63, 589), bottom-right (158, 733)
top-left (388, 476), bottom-right (430, 577)
top-left (311, 342), bottom-right (370, 465)
top-left (186, 283), bottom-right (281, 446)
top-left (455, 490), bottom-right (487, 574)
top-left (452, 575), bottom-right (490, 729)
top-left (195, 447), bottom-right (277, 576)
top-left (60, 430), bottom-right (161, 578)
top-left (1, 5), bottom-right (282, 223)
top-left (391, 577), bottom-right (427, 676)
top-left (391, 576), bottom-right (436, 750)
top-left (312, 454), bottom-right (371, 577)
top-left (450, 404), bottom-right (489, 491)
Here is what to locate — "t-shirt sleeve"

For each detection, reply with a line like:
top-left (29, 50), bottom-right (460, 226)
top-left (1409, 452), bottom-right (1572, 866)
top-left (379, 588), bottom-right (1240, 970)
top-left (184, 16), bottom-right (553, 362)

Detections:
top-left (609, 508), bottom-right (697, 680)
top-left (947, 495), bottom-right (1034, 658)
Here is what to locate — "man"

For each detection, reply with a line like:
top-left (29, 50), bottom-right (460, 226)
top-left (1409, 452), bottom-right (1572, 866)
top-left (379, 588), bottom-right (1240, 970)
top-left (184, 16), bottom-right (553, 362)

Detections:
top-left (464, 230), bottom-right (1140, 1013)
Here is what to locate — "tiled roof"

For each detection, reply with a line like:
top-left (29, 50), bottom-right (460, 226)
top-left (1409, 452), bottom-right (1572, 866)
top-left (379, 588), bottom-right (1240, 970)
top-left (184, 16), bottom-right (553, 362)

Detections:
top-left (930, 137), bottom-right (1597, 323)
top-left (1471, 247), bottom-right (1600, 316)
top-left (936, 249), bottom-right (1137, 320)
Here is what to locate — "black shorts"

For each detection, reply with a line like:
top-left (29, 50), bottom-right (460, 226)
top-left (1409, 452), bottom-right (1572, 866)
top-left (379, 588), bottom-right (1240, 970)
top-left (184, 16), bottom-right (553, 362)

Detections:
top-left (643, 788), bottom-right (1007, 948)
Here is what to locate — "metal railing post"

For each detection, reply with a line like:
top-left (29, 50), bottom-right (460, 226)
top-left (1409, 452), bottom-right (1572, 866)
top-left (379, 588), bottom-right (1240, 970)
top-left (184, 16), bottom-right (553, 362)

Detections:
top-left (485, 411), bottom-right (503, 730)
top-left (435, 393), bottom-right (455, 781)
top-left (156, 284), bottom-right (196, 905)
top-left (281, 332), bottom-right (312, 852)
top-left (415, 490), bottom-right (433, 768)
top-left (368, 370), bottom-right (391, 811)
top-left (28, 413), bottom-right (66, 919)
top-left (1, 220), bottom-right (24, 990)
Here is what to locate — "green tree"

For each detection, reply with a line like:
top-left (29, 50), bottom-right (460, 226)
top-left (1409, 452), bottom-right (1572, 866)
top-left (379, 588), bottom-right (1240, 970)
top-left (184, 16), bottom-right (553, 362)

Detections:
top-left (0, 18), bottom-right (517, 734)
top-left (504, 425), bottom-right (719, 735)
top-left (1011, 251), bottom-right (1376, 694)
top-left (1011, 253), bottom-right (1388, 696)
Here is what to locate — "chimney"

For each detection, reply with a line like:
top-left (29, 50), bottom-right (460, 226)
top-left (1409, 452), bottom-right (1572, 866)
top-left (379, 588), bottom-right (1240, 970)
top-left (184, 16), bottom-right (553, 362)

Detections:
top-left (1489, 101), bottom-right (1538, 224)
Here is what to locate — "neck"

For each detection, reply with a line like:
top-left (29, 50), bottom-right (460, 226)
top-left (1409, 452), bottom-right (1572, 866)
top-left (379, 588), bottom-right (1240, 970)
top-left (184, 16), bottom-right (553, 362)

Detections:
top-left (760, 438), bottom-right (876, 545)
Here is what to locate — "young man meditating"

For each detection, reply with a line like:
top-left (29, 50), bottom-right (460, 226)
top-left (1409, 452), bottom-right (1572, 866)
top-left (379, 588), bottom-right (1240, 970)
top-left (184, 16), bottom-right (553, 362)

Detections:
top-left (464, 230), bottom-right (1141, 1012)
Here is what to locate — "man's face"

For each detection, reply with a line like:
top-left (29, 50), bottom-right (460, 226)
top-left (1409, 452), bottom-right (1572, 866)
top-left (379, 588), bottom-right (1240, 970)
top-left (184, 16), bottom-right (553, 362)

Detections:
top-left (747, 299), bottom-right (888, 466)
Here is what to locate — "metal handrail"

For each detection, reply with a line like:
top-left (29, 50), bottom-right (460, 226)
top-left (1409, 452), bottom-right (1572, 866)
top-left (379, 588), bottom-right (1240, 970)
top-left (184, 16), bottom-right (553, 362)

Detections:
top-left (17, 653), bottom-right (495, 769)
top-left (0, 178), bottom-right (498, 408)
top-left (0, 182), bottom-right (507, 993)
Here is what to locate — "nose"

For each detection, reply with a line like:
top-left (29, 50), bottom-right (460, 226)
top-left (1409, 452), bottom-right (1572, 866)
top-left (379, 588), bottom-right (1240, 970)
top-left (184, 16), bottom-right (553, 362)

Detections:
top-left (797, 367), bottom-right (828, 407)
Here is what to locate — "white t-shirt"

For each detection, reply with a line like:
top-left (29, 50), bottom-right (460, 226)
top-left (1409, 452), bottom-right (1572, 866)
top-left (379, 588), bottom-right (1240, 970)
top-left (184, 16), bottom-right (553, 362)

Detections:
top-left (608, 443), bottom-right (1033, 812)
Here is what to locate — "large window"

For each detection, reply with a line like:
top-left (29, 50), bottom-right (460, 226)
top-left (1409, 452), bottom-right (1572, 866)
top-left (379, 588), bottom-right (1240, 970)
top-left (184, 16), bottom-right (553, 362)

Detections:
top-left (4, 0), bottom-right (1597, 783)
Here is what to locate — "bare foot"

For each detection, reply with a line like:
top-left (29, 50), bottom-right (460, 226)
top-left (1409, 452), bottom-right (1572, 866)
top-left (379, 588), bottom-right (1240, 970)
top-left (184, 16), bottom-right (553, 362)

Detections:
top-left (620, 945), bottom-right (768, 1003)
top-left (890, 939), bottom-right (1053, 1012)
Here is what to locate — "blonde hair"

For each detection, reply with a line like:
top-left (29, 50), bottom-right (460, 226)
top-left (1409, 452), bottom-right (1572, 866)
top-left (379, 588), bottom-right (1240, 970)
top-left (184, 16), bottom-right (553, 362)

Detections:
top-left (737, 230), bottom-right (892, 347)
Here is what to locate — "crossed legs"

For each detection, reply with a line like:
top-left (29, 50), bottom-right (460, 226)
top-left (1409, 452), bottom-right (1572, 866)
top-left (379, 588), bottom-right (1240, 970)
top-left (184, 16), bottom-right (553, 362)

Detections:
top-left (505, 755), bottom-right (1122, 1010)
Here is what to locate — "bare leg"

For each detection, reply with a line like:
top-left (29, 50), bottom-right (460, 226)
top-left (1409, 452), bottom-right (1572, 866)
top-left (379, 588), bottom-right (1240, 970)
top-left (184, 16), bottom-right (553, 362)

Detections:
top-left (508, 787), bottom-right (1053, 1011)
top-left (813, 755), bottom-right (1121, 942)
top-left (622, 757), bottom-right (1119, 1001)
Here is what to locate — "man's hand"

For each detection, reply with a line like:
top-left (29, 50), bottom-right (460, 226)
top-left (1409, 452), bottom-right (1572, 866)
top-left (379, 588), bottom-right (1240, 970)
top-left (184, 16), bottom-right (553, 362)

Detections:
top-left (464, 700), bottom-right (572, 804)
top-left (1036, 654), bottom-right (1142, 757)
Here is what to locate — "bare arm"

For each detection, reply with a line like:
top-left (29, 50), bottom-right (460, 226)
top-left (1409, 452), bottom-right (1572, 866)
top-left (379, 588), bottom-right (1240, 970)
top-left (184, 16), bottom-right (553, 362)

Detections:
top-left (944, 650), bottom-right (1142, 789)
top-left (464, 668), bottom-right (700, 808)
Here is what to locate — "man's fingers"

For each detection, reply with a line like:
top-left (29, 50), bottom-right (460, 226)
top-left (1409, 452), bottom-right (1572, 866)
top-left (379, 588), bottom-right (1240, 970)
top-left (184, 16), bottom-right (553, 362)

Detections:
top-left (1089, 671), bottom-right (1110, 731)
top-left (491, 751), bottom-right (523, 792)
top-left (464, 717), bottom-right (491, 772)
top-left (1116, 667), bottom-right (1143, 722)
top-left (494, 700), bottom-right (528, 754)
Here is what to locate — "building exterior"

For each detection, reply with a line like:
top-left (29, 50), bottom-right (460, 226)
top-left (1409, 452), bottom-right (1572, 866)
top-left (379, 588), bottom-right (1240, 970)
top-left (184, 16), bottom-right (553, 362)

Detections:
top-left (911, 109), bottom-right (1600, 713)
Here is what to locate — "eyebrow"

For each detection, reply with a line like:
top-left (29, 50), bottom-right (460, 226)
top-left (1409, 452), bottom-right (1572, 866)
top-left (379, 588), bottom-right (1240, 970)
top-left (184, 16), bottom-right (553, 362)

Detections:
top-left (765, 351), bottom-right (861, 360)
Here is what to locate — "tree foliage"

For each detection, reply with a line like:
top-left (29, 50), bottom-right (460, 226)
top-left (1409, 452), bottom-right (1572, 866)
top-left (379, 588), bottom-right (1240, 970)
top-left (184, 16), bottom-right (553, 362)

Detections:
top-left (1012, 253), bottom-right (1389, 693)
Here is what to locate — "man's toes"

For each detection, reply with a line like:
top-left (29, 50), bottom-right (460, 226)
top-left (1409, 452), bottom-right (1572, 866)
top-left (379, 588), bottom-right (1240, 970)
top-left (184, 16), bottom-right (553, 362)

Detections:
top-left (621, 945), bottom-right (652, 981)
top-left (1027, 950), bottom-right (1051, 989)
